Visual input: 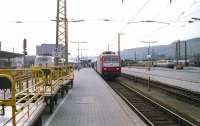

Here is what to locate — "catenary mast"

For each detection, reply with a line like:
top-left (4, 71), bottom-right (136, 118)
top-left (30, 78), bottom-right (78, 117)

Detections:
top-left (55, 0), bottom-right (68, 65)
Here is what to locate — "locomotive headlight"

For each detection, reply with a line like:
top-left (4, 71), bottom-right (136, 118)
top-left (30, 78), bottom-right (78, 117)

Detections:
top-left (116, 68), bottom-right (119, 70)
top-left (103, 67), bottom-right (107, 71)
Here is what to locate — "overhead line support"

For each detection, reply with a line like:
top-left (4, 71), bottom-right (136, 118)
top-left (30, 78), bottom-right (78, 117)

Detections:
top-left (56, 0), bottom-right (68, 65)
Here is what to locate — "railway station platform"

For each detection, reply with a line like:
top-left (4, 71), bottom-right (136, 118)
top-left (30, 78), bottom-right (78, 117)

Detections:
top-left (122, 67), bottom-right (200, 93)
top-left (45, 68), bottom-right (146, 126)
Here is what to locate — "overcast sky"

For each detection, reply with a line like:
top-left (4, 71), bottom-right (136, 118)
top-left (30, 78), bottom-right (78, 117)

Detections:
top-left (0, 0), bottom-right (200, 60)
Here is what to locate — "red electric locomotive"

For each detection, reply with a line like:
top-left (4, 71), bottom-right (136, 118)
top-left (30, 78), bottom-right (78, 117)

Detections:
top-left (96, 51), bottom-right (121, 78)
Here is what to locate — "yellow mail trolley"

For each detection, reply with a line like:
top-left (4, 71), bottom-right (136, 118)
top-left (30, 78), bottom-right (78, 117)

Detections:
top-left (0, 66), bottom-right (74, 126)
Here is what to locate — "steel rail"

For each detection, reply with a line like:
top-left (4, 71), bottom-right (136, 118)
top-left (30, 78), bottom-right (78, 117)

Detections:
top-left (121, 73), bottom-right (200, 105)
top-left (107, 81), bottom-right (196, 126)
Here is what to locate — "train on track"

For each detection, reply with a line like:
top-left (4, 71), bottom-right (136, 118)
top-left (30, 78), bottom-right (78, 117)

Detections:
top-left (154, 60), bottom-right (175, 68)
top-left (96, 51), bottom-right (121, 78)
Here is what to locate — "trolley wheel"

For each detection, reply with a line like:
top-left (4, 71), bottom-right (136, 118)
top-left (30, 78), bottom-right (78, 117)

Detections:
top-left (65, 85), bottom-right (69, 94)
top-left (71, 80), bottom-right (73, 88)
top-left (34, 116), bottom-right (42, 126)
top-left (44, 97), bottom-right (49, 105)
top-left (0, 105), bottom-right (5, 115)
top-left (61, 88), bottom-right (65, 98)
top-left (54, 94), bottom-right (58, 105)
top-left (50, 97), bottom-right (54, 113)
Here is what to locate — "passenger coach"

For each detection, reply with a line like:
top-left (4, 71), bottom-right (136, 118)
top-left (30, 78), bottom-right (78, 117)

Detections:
top-left (96, 51), bottom-right (121, 78)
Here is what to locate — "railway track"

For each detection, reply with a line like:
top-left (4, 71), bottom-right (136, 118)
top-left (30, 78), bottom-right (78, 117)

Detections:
top-left (107, 81), bottom-right (196, 126)
top-left (121, 73), bottom-right (200, 106)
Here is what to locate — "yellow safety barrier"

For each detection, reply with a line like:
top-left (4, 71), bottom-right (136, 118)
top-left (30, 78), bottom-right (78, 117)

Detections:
top-left (32, 66), bottom-right (74, 113)
top-left (0, 66), bottom-right (74, 125)
top-left (0, 69), bottom-right (45, 126)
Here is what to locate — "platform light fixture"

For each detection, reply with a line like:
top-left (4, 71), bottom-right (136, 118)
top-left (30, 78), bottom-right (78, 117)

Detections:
top-left (140, 40), bottom-right (157, 92)
top-left (71, 41), bottom-right (87, 65)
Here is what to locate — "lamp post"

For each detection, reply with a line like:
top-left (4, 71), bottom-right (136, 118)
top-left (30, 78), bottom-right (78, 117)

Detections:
top-left (118, 33), bottom-right (124, 65)
top-left (71, 41), bottom-right (87, 69)
top-left (0, 41), bottom-right (1, 51)
top-left (23, 38), bottom-right (27, 67)
top-left (140, 41), bottom-right (157, 91)
top-left (140, 41), bottom-right (157, 61)
top-left (79, 48), bottom-right (88, 61)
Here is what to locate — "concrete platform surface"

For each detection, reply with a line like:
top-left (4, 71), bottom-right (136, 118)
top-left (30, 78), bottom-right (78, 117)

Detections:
top-left (122, 67), bottom-right (200, 93)
top-left (47, 68), bottom-right (146, 126)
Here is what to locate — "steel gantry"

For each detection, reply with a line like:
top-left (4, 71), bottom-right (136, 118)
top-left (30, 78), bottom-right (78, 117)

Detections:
top-left (56, 0), bottom-right (68, 65)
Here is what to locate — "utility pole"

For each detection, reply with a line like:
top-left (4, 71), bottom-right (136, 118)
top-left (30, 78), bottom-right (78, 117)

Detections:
top-left (178, 40), bottom-right (181, 62)
top-left (56, 0), bottom-right (68, 65)
top-left (140, 41), bottom-right (157, 92)
top-left (118, 33), bottom-right (124, 66)
top-left (148, 42), bottom-right (150, 56)
top-left (71, 41), bottom-right (87, 65)
top-left (175, 40), bottom-right (184, 69)
top-left (80, 48), bottom-right (88, 61)
top-left (140, 41), bottom-right (157, 61)
top-left (134, 52), bottom-right (136, 61)
top-left (185, 41), bottom-right (187, 66)
top-left (23, 38), bottom-right (27, 67)
top-left (175, 42), bottom-right (178, 65)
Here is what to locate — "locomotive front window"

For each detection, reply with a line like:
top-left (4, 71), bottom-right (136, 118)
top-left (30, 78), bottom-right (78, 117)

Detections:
top-left (103, 56), bottom-right (112, 63)
top-left (112, 57), bottom-right (119, 62)
top-left (103, 56), bottom-right (119, 63)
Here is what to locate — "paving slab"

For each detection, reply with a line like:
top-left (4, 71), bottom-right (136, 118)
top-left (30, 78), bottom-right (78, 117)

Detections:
top-left (122, 67), bottom-right (200, 93)
top-left (47, 68), bottom-right (146, 126)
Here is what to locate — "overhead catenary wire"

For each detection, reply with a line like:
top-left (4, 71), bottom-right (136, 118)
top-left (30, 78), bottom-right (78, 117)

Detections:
top-left (105, 0), bottom-right (200, 54)
top-left (119, 0), bottom-right (152, 32)
top-left (108, 0), bottom-right (152, 47)
top-left (108, 0), bottom-right (200, 41)
top-left (9, 0), bottom-right (199, 25)
top-left (152, 0), bottom-right (200, 33)
top-left (135, 0), bottom-right (199, 33)
top-left (127, 0), bottom-right (200, 43)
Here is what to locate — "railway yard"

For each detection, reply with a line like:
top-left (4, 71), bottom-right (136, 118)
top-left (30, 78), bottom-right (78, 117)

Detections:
top-left (1, 1), bottom-right (200, 125)
top-left (119, 67), bottom-right (200, 125)
top-left (0, 66), bottom-right (200, 126)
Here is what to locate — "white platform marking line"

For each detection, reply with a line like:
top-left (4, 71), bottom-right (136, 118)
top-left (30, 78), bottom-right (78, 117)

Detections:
top-left (44, 90), bottom-right (71, 126)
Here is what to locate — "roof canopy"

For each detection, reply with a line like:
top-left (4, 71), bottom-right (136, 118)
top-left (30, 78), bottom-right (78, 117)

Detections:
top-left (0, 51), bottom-right (24, 58)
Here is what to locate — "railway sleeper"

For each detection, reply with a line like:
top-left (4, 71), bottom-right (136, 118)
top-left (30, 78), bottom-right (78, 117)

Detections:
top-left (147, 116), bottom-right (177, 123)
top-left (146, 114), bottom-right (172, 119)
top-left (131, 103), bottom-right (153, 108)
top-left (121, 74), bottom-right (200, 106)
top-left (154, 119), bottom-right (175, 123)
top-left (154, 122), bottom-right (177, 126)
top-left (108, 79), bottom-right (197, 126)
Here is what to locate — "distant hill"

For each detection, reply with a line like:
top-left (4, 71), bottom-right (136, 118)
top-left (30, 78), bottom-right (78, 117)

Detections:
top-left (121, 38), bottom-right (200, 60)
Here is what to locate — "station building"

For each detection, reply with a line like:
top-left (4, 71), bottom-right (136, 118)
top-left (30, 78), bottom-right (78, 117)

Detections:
top-left (36, 44), bottom-right (65, 58)
top-left (0, 51), bottom-right (24, 68)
